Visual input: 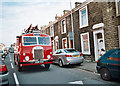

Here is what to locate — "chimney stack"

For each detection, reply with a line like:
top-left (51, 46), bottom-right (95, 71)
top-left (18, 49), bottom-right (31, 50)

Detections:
top-left (63, 10), bottom-right (70, 15)
top-left (55, 14), bottom-right (60, 20)
top-left (75, 2), bottom-right (82, 8)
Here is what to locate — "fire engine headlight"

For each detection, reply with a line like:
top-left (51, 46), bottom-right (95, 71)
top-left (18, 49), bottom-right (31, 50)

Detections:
top-left (47, 55), bottom-right (51, 59)
top-left (25, 56), bottom-right (29, 61)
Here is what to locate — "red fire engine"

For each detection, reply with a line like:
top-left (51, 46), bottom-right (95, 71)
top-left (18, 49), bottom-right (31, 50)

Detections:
top-left (14, 27), bottom-right (54, 72)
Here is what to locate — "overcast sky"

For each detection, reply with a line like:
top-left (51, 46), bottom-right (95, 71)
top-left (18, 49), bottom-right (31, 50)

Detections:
top-left (0, 0), bottom-right (86, 47)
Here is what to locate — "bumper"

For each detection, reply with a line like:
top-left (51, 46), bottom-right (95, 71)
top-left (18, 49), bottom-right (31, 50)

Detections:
top-left (0, 72), bottom-right (9, 85)
top-left (96, 65), bottom-right (101, 73)
top-left (19, 59), bottom-right (55, 66)
top-left (66, 58), bottom-right (84, 65)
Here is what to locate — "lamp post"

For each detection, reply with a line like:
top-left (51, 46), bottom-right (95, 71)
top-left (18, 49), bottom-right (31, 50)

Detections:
top-left (70, 0), bottom-right (75, 49)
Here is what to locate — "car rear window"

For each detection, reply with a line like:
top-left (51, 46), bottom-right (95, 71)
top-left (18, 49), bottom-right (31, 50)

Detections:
top-left (64, 49), bottom-right (79, 53)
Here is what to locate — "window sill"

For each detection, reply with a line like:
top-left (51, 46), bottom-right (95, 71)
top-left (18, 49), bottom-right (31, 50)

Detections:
top-left (61, 32), bottom-right (66, 34)
top-left (80, 24), bottom-right (89, 29)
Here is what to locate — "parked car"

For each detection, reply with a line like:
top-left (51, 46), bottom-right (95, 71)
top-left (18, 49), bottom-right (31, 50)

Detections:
top-left (53, 48), bottom-right (84, 67)
top-left (0, 50), bottom-right (7, 60)
top-left (0, 58), bottom-right (9, 85)
top-left (96, 48), bottom-right (120, 81)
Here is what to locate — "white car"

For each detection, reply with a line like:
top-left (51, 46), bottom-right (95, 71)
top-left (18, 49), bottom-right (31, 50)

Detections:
top-left (53, 48), bottom-right (84, 67)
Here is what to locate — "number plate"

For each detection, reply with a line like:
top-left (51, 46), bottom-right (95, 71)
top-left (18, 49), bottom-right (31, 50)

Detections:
top-left (73, 55), bottom-right (79, 57)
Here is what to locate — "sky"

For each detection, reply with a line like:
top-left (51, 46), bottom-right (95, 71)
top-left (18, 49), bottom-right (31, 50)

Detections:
top-left (0, 0), bottom-right (86, 47)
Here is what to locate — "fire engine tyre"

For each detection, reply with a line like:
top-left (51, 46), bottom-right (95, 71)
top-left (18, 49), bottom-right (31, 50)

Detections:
top-left (44, 64), bottom-right (50, 70)
top-left (17, 55), bottom-right (22, 72)
top-left (59, 59), bottom-right (63, 67)
top-left (18, 64), bottom-right (22, 72)
top-left (14, 55), bottom-right (16, 65)
top-left (100, 68), bottom-right (111, 81)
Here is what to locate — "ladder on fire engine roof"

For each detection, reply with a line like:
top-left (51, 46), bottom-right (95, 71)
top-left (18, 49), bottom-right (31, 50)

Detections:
top-left (24, 24), bottom-right (40, 33)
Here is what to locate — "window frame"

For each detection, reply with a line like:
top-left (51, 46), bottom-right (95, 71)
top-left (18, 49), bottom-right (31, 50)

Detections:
top-left (50, 25), bottom-right (54, 37)
top-left (80, 32), bottom-right (91, 55)
top-left (118, 25), bottom-right (120, 47)
top-left (62, 38), bottom-right (67, 49)
top-left (116, 0), bottom-right (120, 16)
top-left (61, 18), bottom-right (67, 34)
top-left (79, 6), bottom-right (89, 28)
top-left (55, 40), bottom-right (59, 50)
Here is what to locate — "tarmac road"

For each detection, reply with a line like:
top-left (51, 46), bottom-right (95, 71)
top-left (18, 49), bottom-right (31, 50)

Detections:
top-left (3, 53), bottom-right (120, 85)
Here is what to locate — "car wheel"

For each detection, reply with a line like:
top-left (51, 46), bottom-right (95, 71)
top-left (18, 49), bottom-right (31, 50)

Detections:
top-left (59, 59), bottom-right (63, 67)
top-left (44, 64), bottom-right (50, 70)
top-left (100, 68), bottom-right (111, 81)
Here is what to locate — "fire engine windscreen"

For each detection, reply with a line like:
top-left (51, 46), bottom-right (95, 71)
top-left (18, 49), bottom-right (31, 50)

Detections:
top-left (23, 37), bottom-right (51, 46)
top-left (23, 37), bottom-right (37, 45)
top-left (38, 37), bottom-right (51, 46)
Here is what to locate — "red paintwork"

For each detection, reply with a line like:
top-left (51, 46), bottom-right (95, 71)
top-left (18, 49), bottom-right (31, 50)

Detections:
top-left (14, 33), bottom-right (53, 67)
top-left (0, 64), bottom-right (7, 72)
top-left (21, 62), bottom-right (53, 66)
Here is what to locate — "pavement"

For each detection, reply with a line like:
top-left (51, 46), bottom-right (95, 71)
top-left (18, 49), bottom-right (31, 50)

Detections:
top-left (79, 61), bottom-right (97, 73)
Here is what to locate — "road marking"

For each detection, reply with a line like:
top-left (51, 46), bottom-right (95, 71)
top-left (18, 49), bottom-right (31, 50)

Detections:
top-left (13, 73), bottom-right (20, 86)
top-left (69, 81), bottom-right (83, 84)
top-left (11, 63), bottom-right (14, 69)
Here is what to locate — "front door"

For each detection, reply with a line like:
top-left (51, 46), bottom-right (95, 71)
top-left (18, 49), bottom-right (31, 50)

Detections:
top-left (97, 38), bottom-right (104, 59)
top-left (93, 29), bottom-right (105, 61)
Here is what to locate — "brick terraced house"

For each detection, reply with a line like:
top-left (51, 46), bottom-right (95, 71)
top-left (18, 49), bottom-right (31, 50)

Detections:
top-left (40, 0), bottom-right (120, 62)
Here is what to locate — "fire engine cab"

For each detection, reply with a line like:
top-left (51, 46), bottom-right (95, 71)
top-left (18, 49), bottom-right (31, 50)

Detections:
top-left (14, 31), bottom-right (54, 72)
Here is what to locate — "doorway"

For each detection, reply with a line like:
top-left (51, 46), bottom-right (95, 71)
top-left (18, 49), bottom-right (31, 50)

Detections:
top-left (93, 30), bottom-right (105, 61)
top-left (69, 40), bottom-right (73, 48)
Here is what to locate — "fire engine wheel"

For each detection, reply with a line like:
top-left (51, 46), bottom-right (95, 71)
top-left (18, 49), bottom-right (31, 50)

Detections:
top-left (17, 55), bottom-right (22, 72)
top-left (44, 64), bottom-right (50, 70)
top-left (18, 64), bottom-right (22, 72)
top-left (14, 55), bottom-right (16, 65)
top-left (100, 68), bottom-right (111, 81)
top-left (59, 59), bottom-right (63, 67)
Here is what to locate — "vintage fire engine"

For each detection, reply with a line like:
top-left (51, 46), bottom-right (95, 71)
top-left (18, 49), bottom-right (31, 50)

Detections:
top-left (14, 28), bottom-right (54, 72)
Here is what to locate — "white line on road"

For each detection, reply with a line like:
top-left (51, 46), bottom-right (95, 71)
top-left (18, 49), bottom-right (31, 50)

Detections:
top-left (69, 81), bottom-right (83, 84)
top-left (11, 63), bottom-right (14, 69)
top-left (13, 73), bottom-right (20, 86)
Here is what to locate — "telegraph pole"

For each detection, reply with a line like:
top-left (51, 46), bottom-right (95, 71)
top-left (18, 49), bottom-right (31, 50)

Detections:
top-left (70, 0), bottom-right (75, 49)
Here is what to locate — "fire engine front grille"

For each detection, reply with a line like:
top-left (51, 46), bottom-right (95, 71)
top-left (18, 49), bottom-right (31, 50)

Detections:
top-left (34, 49), bottom-right (43, 60)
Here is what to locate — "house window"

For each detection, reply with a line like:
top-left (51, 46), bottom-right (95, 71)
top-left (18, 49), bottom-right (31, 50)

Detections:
top-left (61, 19), bottom-right (66, 34)
top-left (80, 32), bottom-right (90, 54)
top-left (116, 0), bottom-right (120, 16)
top-left (79, 6), bottom-right (88, 28)
top-left (50, 25), bottom-right (54, 37)
top-left (62, 38), bottom-right (67, 49)
top-left (55, 40), bottom-right (59, 50)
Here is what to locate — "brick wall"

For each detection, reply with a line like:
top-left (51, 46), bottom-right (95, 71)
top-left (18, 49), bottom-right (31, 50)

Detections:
top-left (72, 2), bottom-right (104, 61)
top-left (102, 2), bottom-right (119, 51)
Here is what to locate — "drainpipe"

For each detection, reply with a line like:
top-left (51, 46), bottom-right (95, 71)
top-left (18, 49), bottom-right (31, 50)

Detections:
top-left (70, 0), bottom-right (75, 49)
